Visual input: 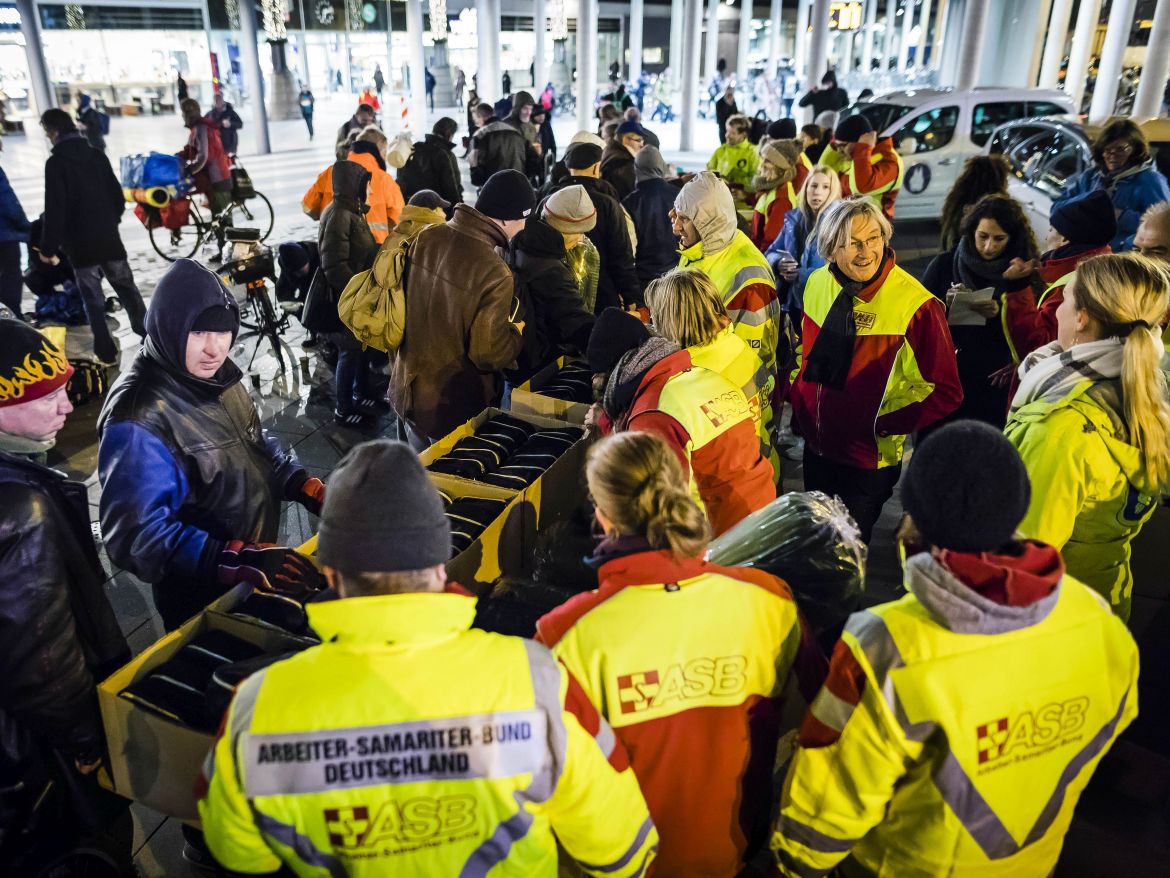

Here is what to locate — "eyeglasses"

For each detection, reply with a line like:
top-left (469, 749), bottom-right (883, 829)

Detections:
top-left (1102, 143), bottom-right (1135, 158)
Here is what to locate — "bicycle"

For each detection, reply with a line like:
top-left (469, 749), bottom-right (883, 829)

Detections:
top-left (149, 160), bottom-right (274, 262)
top-left (219, 228), bottom-right (296, 376)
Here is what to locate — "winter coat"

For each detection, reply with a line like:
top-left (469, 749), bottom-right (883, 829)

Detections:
top-left (543, 175), bottom-right (641, 311)
top-left (97, 260), bottom-right (307, 628)
top-left (797, 86), bottom-right (850, 117)
top-left (315, 161), bottom-right (379, 337)
top-left (821, 138), bottom-right (903, 220)
top-left (600, 142), bottom-right (637, 201)
top-left (181, 118), bottom-right (232, 192)
top-left (1054, 160), bottom-right (1170, 251)
top-left (335, 115), bottom-right (367, 161)
top-left (470, 120), bottom-right (529, 186)
top-left (1007, 372), bottom-right (1159, 621)
top-left (507, 217), bottom-right (596, 382)
top-left (206, 102), bottom-right (244, 156)
top-left (389, 204), bottom-right (525, 444)
top-left (40, 133), bottom-right (126, 268)
top-left (0, 166), bottom-right (30, 243)
top-left (707, 140), bottom-right (759, 191)
top-left (623, 178), bottom-right (680, 289)
top-left (0, 451), bottom-right (129, 782)
top-left (302, 149), bottom-right (404, 243)
top-left (766, 208), bottom-right (826, 316)
top-left (77, 105), bottom-right (106, 152)
top-left (395, 133), bottom-right (464, 211)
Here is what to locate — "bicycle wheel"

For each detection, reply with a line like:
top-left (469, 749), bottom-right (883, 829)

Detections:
top-left (148, 199), bottom-right (206, 262)
top-left (224, 191), bottom-right (275, 242)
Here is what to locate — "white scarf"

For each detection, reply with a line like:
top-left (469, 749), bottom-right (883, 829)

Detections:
top-left (1010, 338), bottom-right (1124, 413)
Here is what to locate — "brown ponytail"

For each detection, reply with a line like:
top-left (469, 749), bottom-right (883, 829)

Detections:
top-left (586, 432), bottom-right (711, 558)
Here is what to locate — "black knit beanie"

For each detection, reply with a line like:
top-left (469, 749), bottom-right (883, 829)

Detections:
top-left (587, 307), bottom-right (651, 374)
top-left (902, 421), bottom-right (1032, 553)
top-left (476, 169), bottom-right (536, 221)
top-left (317, 439), bottom-right (451, 573)
top-left (834, 114), bottom-right (873, 144)
top-left (1049, 189), bottom-right (1117, 247)
top-left (767, 119), bottom-right (797, 140)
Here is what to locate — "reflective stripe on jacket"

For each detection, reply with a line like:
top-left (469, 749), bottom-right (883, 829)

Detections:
top-left (538, 548), bottom-right (807, 878)
top-left (688, 325), bottom-right (781, 480)
top-left (197, 592), bottom-right (657, 877)
top-left (679, 229), bottom-right (781, 382)
top-left (774, 557), bottom-right (1138, 878)
top-left (302, 150), bottom-right (405, 244)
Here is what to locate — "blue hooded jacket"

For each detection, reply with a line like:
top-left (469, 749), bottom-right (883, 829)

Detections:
top-left (1053, 159), bottom-right (1170, 251)
top-left (765, 207), bottom-right (826, 315)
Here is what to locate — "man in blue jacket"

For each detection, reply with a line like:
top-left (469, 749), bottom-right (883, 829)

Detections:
top-left (97, 259), bottom-right (324, 629)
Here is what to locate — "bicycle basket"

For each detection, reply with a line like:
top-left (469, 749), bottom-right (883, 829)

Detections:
top-left (231, 167), bottom-right (255, 200)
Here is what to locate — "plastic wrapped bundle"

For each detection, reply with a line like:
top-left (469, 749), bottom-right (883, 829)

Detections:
top-left (707, 491), bottom-right (867, 641)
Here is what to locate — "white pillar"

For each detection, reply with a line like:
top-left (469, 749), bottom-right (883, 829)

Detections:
top-left (883, 0), bottom-right (897, 70)
top-left (1134, 0), bottom-right (1170, 117)
top-left (794, 0), bottom-right (811, 85)
top-left (806, 0), bottom-right (831, 113)
top-left (861, 0), bottom-right (878, 73)
top-left (768, 0), bottom-right (783, 75)
top-left (680, 0), bottom-right (703, 149)
top-left (705, 0), bottom-right (721, 81)
top-left (953, 0), bottom-right (989, 91)
top-left (1065, 0), bottom-right (1102, 111)
top-left (670, 0), bottom-right (685, 77)
top-left (477, 0), bottom-right (494, 99)
top-left (629, 0), bottom-right (644, 81)
top-left (738, 0), bottom-right (752, 83)
top-left (405, 0), bottom-right (428, 131)
top-left (534, 0), bottom-right (547, 90)
top-left (930, 0), bottom-right (949, 70)
top-left (898, 0), bottom-right (914, 71)
top-left (14, 0), bottom-right (53, 115)
top-left (577, 0), bottom-right (598, 131)
top-left (841, 31), bottom-right (855, 72)
top-left (915, 0), bottom-right (933, 69)
top-left (237, 0), bottom-right (269, 153)
top-left (1089, 0), bottom-right (1138, 122)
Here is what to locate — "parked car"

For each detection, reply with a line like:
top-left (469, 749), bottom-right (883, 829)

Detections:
top-left (839, 88), bottom-right (1075, 220)
top-left (986, 116), bottom-right (1170, 242)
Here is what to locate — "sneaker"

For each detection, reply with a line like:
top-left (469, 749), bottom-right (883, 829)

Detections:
top-left (354, 396), bottom-right (389, 415)
top-left (334, 409), bottom-right (372, 429)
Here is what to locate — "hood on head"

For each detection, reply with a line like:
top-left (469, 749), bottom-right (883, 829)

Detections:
top-left (510, 91), bottom-right (535, 112)
top-left (474, 120), bottom-right (524, 140)
top-left (674, 171), bottom-right (737, 252)
top-left (634, 145), bottom-right (670, 183)
top-left (395, 204), bottom-right (448, 235)
top-left (333, 159), bottom-right (372, 201)
top-left (145, 258), bottom-right (240, 374)
top-left (514, 216), bottom-right (567, 260)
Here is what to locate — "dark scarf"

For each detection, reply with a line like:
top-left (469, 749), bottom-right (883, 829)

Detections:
top-left (804, 250), bottom-right (891, 390)
top-left (953, 235), bottom-right (1019, 292)
top-left (602, 336), bottom-right (679, 421)
top-left (1043, 241), bottom-right (1103, 263)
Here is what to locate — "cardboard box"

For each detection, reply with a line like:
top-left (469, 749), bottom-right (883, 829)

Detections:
top-left (510, 357), bottom-right (591, 425)
top-left (418, 407), bottom-right (589, 534)
top-left (98, 611), bottom-right (315, 821)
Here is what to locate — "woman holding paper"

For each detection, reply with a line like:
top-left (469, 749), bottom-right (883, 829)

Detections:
top-left (921, 194), bottom-right (1042, 429)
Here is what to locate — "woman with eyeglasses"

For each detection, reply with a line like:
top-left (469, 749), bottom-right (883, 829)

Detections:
top-left (1052, 119), bottom-right (1169, 252)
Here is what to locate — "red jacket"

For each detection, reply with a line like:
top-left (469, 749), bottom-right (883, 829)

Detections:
top-left (838, 138), bottom-right (901, 220)
top-left (1003, 246), bottom-right (1111, 361)
top-left (537, 547), bottom-right (822, 877)
top-left (750, 163), bottom-right (808, 250)
top-left (603, 349), bottom-right (776, 535)
top-left (791, 256), bottom-right (962, 469)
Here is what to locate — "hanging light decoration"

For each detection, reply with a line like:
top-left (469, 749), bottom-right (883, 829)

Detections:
top-left (262, 0), bottom-right (287, 41)
top-left (65, 3), bottom-right (85, 29)
top-left (550, 0), bottom-right (567, 41)
top-left (348, 0), bottom-right (365, 31)
top-left (429, 0), bottom-right (448, 40)
top-left (225, 0), bottom-right (240, 29)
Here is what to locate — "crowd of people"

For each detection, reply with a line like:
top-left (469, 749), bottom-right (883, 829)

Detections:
top-left (1, 82), bottom-right (1169, 877)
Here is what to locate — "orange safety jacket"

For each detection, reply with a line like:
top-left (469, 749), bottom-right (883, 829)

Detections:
top-left (302, 149), bottom-right (405, 243)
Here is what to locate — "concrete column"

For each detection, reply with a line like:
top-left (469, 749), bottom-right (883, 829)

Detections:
top-left (1027, 0), bottom-right (1053, 88)
top-left (768, 0), bottom-right (783, 76)
top-left (14, 0), bottom-right (53, 115)
top-left (805, 0), bottom-right (831, 117)
top-left (680, 0), bottom-right (703, 149)
top-left (861, 0), bottom-right (878, 73)
top-left (534, 0), bottom-right (547, 90)
top-left (883, 0), bottom-right (897, 70)
top-left (897, 0), bottom-right (914, 71)
top-left (841, 31), bottom-right (854, 72)
top-left (738, 0), bottom-right (752, 83)
top-left (237, 0), bottom-right (269, 153)
top-left (405, 0), bottom-right (428, 130)
top-left (577, 0), bottom-right (598, 131)
top-left (915, 0), bottom-right (933, 68)
top-left (705, 0), bottom-right (720, 81)
top-left (1065, 0), bottom-right (1102, 111)
top-left (930, 0), bottom-right (948, 70)
top-left (670, 0), bottom-right (685, 76)
top-left (794, 0), bottom-right (811, 85)
top-left (1089, 0), bottom-right (1138, 122)
top-left (629, 0), bottom-right (644, 81)
top-left (477, 0), bottom-right (493, 100)
top-left (1135, 0), bottom-right (1170, 117)
top-left (954, 0), bottom-right (989, 91)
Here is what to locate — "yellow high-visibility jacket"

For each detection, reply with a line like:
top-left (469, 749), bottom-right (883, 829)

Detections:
top-left (198, 592), bottom-right (657, 877)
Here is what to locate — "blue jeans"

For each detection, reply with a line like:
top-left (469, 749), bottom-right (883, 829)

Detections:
top-left (334, 349), bottom-right (370, 415)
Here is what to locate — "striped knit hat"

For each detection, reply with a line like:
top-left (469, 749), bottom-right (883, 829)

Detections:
top-left (543, 185), bottom-right (597, 234)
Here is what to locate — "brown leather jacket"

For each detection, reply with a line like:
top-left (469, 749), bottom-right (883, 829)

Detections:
top-left (389, 204), bottom-right (524, 444)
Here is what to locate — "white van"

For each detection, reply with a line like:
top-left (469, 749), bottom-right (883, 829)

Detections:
top-left (839, 88), bottom-right (1075, 220)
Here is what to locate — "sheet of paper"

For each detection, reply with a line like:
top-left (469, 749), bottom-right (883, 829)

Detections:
top-left (947, 286), bottom-right (996, 327)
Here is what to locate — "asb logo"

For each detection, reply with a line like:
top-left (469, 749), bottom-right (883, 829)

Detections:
top-left (617, 656), bottom-right (748, 715)
top-left (852, 310), bottom-right (877, 331)
top-left (700, 391), bottom-right (749, 428)
top-left (324, 796), bottom-right (477, 850)
top-left (976, 696), bottom-right (1090, 766)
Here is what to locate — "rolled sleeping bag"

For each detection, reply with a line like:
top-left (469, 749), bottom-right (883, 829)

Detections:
top-left (130, 186), bottom-right (172, 208)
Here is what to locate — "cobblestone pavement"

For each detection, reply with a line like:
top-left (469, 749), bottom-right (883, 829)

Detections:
top-left (4, 98), bottom-right (1165, 876)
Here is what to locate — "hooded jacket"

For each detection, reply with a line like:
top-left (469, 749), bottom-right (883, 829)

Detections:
top-left (470, 118), bottom-right (530, 186)
top-left (390, 204), bottom-right (525, 444)
top-left (751, 139), bottom-right (806, 250)
top-left (206, 101), bottom-right (243, 155)
top-left (601, 141), bottom-right (637, 201)
top-left (1053, 159), bottom-right (1170, 250)
top-left (40, 132), bottom-right (126, 267)
top-left (766, 207), bottom-right (828, 315)
top-left (319, 160), bottom-right (379, 295)
top-left (181, 117), bottom-right (232, 192)
top-left (623, 147), bottom-right (679, 288)
top-left (504, 91), bottom-right (540, 143)
top-left (97, 260), bottom-right (307, 629)
top-left (302, 148), bottom-right (405, 243)
top-left (395, 133), bottom-right (464, 211)
top-left (507, 216), bottom-right (596, 382)
top-left (1006, 373), bottom-right (1159, 621)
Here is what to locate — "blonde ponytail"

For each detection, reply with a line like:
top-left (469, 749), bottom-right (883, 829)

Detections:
top-left (586, 432), bottom-right (711, 558)
top-left (1072, 254), bottom-right (1170, 489)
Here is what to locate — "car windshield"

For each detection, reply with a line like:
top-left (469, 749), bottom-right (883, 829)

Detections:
top-left (842, 103), bottom-right (914, 135)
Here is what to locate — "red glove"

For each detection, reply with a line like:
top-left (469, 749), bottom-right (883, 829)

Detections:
top-left (300, 477), bottom-right (326, 516)
top-left (217, 541), bottom-right (325, 597)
